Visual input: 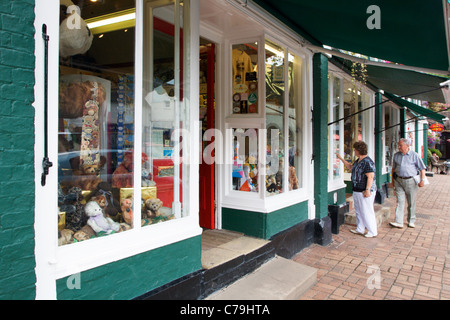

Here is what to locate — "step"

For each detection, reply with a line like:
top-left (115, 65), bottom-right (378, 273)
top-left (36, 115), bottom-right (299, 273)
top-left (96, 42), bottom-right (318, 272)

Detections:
top-left (344, 206), bottom-right (391, 227)
top-left (204, 256), bottom-right (317, 300)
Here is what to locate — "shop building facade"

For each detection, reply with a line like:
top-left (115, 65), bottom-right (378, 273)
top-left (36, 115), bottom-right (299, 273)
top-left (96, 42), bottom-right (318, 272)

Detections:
top-left (1, 0), bottom-right (448, 300)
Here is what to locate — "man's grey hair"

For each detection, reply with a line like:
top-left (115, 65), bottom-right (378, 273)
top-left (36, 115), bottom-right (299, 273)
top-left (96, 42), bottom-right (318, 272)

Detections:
top-left (399, 138), bottom-right (410, 146)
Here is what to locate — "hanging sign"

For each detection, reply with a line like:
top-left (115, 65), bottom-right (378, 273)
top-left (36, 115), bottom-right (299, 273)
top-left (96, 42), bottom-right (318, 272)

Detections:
top-left (430, 123), bottom-right (444, 132)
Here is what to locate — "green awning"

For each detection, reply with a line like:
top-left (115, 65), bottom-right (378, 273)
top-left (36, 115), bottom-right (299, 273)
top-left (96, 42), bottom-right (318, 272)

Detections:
top-left (332, 57), bottom-right (450, 103)
top-left (253, 0), bottom-right (450, 74)
top-left (384, 92), bottom-right (446, 123)
top-left (365, 65), bottom-right (449, 103)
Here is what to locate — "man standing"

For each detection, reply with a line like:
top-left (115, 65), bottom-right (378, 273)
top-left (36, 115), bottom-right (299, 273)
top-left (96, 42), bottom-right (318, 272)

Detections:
top-left (389, 138), bottom-right (426, 228)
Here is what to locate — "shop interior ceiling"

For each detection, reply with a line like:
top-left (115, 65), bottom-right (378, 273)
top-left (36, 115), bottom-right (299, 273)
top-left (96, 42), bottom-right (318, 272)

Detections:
top-left (251, 0), bottom-right (450, 74)
top-left (63, 0), bottom-right (174, 75)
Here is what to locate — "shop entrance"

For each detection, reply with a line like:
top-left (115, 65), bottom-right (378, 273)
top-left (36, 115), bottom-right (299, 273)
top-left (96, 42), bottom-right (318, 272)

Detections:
top-left (199, 38), bottom-right (216, 229)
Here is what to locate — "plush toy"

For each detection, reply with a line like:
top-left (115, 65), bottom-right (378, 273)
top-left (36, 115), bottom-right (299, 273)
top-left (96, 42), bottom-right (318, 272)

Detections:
top-left (72, 163), bottom-right (103, 190)
top-left (144, 198), bottom-right (163, 218)
top-left (60, 186), bottom-right (86, 232)
top-left (266, 175), bottom-right (277, 193)
top-left (58, 229), bottom-right (74, 246)
top-left (121, 198), bottom-right (134, 225)
top-left (73, 225), bottom-right (95, 242)
top-left (85, 200), bottom-right (120, 234)
top-left (91, 182), bottom-right (121, 221)
top-left (141, 168), bottom-right (155, 187)
top-left (112, 152), bottom-right (149, 188)
top-left (59, 81), bottom-right (105, 119)
top-left (59, 5), bottom-right (93, 58)
top-left (289, 166), bottom-right (299, 190)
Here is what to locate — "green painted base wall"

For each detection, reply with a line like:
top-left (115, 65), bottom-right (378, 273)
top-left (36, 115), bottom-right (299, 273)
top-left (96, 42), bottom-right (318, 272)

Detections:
top-left (56, 236), bottom-right (202, 300)
top-left (328, 187), bottom-right (346, 205)
top-left (222, 201), bottom-right (309, 240)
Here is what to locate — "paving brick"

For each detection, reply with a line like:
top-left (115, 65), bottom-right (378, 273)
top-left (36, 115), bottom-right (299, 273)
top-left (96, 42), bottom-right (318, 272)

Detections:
top-left (296, 174), bottom-right (450, 300)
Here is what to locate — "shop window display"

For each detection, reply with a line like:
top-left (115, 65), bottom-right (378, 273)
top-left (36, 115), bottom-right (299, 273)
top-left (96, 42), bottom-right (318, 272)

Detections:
top-left (329, 75), bottom-right (343, 180)
top-left (265, 40), bottom-right (285, 196)
top-left (343, 80), bottom-right (363, 172)
top-left (232, 129), bottom-right (258, 192)
top-left (231, 42), bottom-right (258, 114)
top-left (287, 51), bottom-right (302, 190)
top-left (57, 0), bottom-right (186, 246)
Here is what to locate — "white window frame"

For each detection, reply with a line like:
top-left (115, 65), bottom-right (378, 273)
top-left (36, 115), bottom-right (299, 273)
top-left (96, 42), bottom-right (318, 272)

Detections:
top-left (220, 31), bottom-right (312, 214)
top-left (34, 0), bottom-right (201, 299)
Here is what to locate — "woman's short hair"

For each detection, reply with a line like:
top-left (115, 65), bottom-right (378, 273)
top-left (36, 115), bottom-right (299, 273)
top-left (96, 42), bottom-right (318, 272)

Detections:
top-left (353, 141), bottom-right (368, 155)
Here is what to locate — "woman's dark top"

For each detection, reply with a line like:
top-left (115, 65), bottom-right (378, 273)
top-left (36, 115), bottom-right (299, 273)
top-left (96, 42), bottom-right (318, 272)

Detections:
top-left (351, 156), bottom-right (376, 192)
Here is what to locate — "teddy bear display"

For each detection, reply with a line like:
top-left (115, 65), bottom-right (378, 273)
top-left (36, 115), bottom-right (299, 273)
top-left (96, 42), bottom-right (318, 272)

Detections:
top-left (85, 200), bottom-right (121, 234)
top-left (72, 163), bottom-right (103, 190)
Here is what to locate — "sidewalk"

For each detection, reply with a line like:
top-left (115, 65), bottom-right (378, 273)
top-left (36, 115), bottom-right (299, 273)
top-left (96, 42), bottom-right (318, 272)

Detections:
top-left (294, 173), bottom-right (450, 300)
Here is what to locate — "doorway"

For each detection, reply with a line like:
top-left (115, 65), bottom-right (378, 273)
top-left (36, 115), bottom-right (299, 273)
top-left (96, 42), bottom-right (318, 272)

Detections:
top-left (199, 38), bottom-right (216, 229)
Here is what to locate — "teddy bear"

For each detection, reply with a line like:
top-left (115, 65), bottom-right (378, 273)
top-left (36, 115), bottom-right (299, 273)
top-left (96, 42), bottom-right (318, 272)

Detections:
top-left (144, 198), bottom-right (163, 218)
top-left (85, 200), bottom-right (120, 234)
top-left (91, 182), bottom-right (122, 222)
top-left (112, 152), bottom-right (149, 188)
top-left (121, 198), bottom-right (133, 226)
top-left (72, 163), bottom-right (103, 190)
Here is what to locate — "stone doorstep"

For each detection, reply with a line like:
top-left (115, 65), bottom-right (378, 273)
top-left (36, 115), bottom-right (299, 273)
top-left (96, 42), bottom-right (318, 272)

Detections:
top-left (344, 206), bottom-right (391, 227)
top-left (204, 256), bottom-right (317, 300)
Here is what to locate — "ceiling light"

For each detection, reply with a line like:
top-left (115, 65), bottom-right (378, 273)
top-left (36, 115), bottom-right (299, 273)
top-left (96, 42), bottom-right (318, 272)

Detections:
top-left (86, 9), bottom-right (135, 34)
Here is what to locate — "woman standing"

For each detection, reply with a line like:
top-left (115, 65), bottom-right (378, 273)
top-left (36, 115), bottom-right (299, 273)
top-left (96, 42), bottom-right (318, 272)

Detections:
top-left (337, 141), bottom-right (377, 238)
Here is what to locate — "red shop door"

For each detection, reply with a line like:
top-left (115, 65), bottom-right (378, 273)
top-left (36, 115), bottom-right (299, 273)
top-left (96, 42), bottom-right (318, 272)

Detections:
top-left (199, 42), bottom-right (215, 229)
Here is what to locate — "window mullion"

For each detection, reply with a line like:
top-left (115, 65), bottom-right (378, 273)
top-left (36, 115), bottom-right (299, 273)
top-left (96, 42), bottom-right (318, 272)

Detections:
top-left (133, 0), bottom-right (144, 230)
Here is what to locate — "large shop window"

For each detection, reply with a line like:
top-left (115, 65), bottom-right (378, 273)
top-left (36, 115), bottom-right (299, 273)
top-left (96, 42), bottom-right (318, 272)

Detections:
top-left (57, 0), bottom-right (190, 246)
top-left (384, 105), bottom-right (399, 173)
top-left (328, 74), bottom-right (344, 182)
top-left (228, 38), bottom-right (304, 201)
top-left (343, 79), bottom-right (371, 172)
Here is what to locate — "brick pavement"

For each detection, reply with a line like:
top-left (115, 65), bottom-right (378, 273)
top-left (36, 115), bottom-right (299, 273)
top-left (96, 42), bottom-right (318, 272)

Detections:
top-left (294, 173), bottom-right (450, 300)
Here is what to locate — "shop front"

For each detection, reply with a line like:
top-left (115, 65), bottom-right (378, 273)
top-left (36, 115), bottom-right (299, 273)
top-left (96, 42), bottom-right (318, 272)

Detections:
top-left (35, 0), bottom-right (202, 300)
top-left (31, 0), bottom-right (317, 300)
